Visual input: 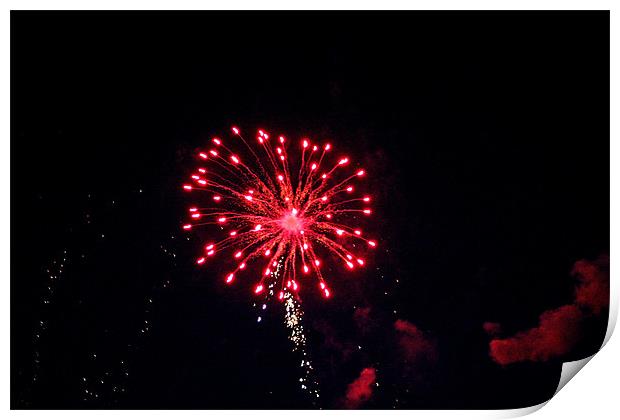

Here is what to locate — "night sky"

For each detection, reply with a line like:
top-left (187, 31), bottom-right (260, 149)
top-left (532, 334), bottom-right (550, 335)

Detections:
top-left (11, 11), bottom-right (609, 409)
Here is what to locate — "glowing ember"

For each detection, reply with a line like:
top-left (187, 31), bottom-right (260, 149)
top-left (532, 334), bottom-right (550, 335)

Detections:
top-left (183, 126), bottom-right (376, 298)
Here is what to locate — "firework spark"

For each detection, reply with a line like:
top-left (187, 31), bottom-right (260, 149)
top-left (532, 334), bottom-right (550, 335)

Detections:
top-left (284, 290), bottom-right (320, 400)
top-left (182, 126), bottom-right (376, 299)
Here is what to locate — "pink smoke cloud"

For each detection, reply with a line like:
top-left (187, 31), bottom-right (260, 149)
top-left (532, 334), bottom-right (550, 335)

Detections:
top-left (489, 254), bottom-right (608, 365)
top-left (353, 307), bottom-right (372, 331)
top-left (573, 254), bottom-right (609, 315)
top-left (344, 367), bottom-right (376, 409)
top-left (483, 322), bottom-right (502, 336)
top-left (394, 319), bottom-right (438, 365)
top-left (490, 304), bottom-right (583, 365)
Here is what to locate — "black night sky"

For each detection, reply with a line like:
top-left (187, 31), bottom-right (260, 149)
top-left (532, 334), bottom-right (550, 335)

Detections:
top-left (11, 11), bottom-right (609, 409)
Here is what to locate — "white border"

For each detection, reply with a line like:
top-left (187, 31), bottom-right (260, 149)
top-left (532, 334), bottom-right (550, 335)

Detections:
top-left (0, 1), bottom-right (615, 11)
top-left (3, 2), bottom-right (616, 419)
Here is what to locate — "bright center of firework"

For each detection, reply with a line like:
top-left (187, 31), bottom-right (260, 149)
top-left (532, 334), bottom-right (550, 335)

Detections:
top-left (281, 212), bottom-right (303, 232)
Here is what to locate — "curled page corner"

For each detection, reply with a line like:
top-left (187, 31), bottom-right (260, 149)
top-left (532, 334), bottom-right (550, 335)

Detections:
top-left (554, 355), bottom-right (595, 396)
top-left (550, 268), bottom-right (619, 396)
top-left (490, 354), bottom-right (598, 419)
top-left (602, 285), bottom-right (617, 347)
top-left (492, 401), bottom-right (548, 418)
top-left (548, 262), bottom-right (618, 398)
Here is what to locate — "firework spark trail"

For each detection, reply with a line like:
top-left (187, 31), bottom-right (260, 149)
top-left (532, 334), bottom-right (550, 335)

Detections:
top-left (283, 292), bottom-right (320, 403)
top-left (182, 126), bottom-right (377, 299)
top-left (254, 256), bottom-right (320, 402)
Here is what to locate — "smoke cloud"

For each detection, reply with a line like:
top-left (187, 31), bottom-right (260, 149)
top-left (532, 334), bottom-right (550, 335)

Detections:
top-left (483, 322), bottom-right (502, 336)
top-left (394, 319), bottom-right (438, 365)
top-left (573, 254), bottom-right (609, 315)
top-left (490, 304), bottom-right (583, 365)
top-left (489, 254), bottom-right (608, 365)
top-left (344, 367), bottom-right (377, 409)
top-left (353, 307), bottom-right (373, 332)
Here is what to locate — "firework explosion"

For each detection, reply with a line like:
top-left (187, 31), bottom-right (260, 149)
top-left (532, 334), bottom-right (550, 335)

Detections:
top-left (182, 126), bottom-right (376, 299)
top-left (182, 126), bottom-right (375, 404)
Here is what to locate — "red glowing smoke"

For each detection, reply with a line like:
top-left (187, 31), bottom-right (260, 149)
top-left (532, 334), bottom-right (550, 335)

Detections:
top-left (573, 254), bottom-right (609, 315)
top-left (490, 304), bottom-right (583, 365)
top-left (394, 319), bottom-right (438, 365)
top-left (489, 254), bottom-right (608, 365)
top-left (313, 318), bottom-right (355, 361)
top-left (483, 322), bottom-right (502, 336)
top-left (344, 367), bottom-right (376, 409)
top-left (353, 307), bottom-right (373, 331)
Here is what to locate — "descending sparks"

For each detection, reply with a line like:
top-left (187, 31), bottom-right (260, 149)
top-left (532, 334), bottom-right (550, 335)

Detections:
top-left (182, 125), bottom-right (376, 299)
top-left (284, 291), bottom-right (320, 400)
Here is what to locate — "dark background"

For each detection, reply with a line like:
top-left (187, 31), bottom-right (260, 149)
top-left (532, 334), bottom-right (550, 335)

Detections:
top-left (11, 11), bottom-right (609, 409)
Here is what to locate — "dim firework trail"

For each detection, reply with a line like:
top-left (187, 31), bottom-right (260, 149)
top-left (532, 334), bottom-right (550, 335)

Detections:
top-left (182, 126), bottom-right (376, 402)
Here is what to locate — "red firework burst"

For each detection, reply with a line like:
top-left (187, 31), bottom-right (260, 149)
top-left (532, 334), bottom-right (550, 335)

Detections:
top-left (182, 126), bottom-right (376, 299)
